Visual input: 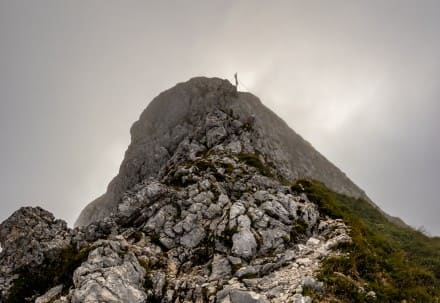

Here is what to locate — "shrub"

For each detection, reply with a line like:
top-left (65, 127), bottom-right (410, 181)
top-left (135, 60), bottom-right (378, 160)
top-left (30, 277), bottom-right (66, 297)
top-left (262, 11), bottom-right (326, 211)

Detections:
top-left (237, 153), bottom-right (273, 177)
top-left (292, 179), bottom-right (440, 302)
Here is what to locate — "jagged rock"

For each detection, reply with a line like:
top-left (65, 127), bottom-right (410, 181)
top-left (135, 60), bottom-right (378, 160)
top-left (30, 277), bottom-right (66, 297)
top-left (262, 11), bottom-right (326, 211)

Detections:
top-left (180, 226), bottom-right (206, 248)
top-left (232, 223), bottom-right (257, 259)
top-left (209, 255), bottom-right (231, 281)
top-left (306, 237), bottom-right (320, 247)
top-left (302, 276), bottom-right (324, 291)
top-left (76, 77), bottom-right (368, 227)
top-left (0, 207), bottom-right (71, 300)
top-left (235, 265), bottom-right (261, 279)
top-left (35, 285), bottom-right (63, 303)
top-left (0, 77), bottom-right (357, 302)
top-left (70, 240), bottom-right (147, 303)
top-left (291, 294), bottom-right (312, 303)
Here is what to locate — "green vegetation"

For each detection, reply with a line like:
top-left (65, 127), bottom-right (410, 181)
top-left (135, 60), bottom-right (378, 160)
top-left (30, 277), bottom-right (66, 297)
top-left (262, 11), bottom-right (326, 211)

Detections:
top-left (7, 245), bottom-right (92, 303)
top-left (166, 156), bottom-right (234, 187)
top-left (138, 257), bottom-right (151, 273)
top-left (194, 159), bottom-right (230, 182)
top-left (166, 168), bottom-right (198, 188)
top-left (237, 153), bottom-right (273, 177)
top-left (289, 218), bottom-right (309, 242)
top-left (291, 179), bottom-right (440, 302)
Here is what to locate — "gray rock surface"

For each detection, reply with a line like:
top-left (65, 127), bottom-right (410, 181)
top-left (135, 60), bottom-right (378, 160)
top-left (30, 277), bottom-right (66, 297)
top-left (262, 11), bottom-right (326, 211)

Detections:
top-left (232, 227), bottom-right (257, 259)
top-left (76, 77), bottom-right (368, 227)
top-left (0, 77), bottom-right (357, 302)
top-left (0, 207), bottom-right (71, 300)
top-left (69, 240), bottom-right (147, 303)
top-left (35, 285), bottom-right (63, 303)
top-left (217, 288), bottom-right (269, 303)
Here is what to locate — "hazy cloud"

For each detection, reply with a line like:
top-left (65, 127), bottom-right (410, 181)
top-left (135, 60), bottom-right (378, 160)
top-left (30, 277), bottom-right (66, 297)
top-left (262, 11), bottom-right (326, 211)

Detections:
top-left (0, 1), bottom-right (439, 234)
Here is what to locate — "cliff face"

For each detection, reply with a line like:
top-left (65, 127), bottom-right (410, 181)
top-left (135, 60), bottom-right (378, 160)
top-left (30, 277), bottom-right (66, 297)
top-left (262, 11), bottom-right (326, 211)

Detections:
top-left (1, 77), bottom-right (437, 302)
top-left (0, 81), bottom-right (354, 301)
top-left (76, 77), bottom-right (366, 227)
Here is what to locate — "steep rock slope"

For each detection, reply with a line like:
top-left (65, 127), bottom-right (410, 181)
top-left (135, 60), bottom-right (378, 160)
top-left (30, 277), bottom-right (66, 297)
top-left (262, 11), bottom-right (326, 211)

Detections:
top-left (0, 109), bottom-right (352, 302)
top-left (1, 77), bottom-right (438, 302)
top-left (76, 77), bottom-right (366, 227)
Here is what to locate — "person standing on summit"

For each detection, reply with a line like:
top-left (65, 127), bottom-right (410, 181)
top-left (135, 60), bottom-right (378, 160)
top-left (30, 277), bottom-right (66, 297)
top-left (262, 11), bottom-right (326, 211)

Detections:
top-left (234, 73), bottom-right (238, 89)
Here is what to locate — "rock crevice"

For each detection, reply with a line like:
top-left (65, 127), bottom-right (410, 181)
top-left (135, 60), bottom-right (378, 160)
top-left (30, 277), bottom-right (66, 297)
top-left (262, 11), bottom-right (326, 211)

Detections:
top-left (0, 77), bottom-right (356, 303)
top-left (76, 77), bottom-right (367, 227)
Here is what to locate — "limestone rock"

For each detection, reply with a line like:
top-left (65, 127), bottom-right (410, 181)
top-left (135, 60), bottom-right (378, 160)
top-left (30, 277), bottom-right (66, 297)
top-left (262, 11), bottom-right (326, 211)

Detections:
top-left (232, 229), bottom-right (258, 259)
top-left (210, 255), bottom-right (232, 281)
top-left (35, 285), bottom-right (63, 303)
top-left (76, 77), bottom-right (368, 227)
top-left (70, 240), bottom-right (147, 303)
top-left (0, 77), bottom-right (358, 303)
top-left (217, 288), bottom-right (269, 303)
top-left (0, 207), bottom-right (71, 300)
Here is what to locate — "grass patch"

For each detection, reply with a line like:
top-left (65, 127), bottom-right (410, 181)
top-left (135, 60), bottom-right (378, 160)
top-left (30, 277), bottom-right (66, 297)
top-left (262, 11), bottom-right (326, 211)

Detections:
top-left (237, 153), bottom-right (273, 177)
top-left (138, 257), bottom-right (151, 273)
top-left (292, 179), bottom-right (440, 302)
top-left (290, 218), bottom-right (309, 242)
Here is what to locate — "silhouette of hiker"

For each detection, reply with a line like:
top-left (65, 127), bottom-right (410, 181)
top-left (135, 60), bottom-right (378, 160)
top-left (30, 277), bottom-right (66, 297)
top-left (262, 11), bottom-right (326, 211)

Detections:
top-left (234, 73), bottom-right (238, 89)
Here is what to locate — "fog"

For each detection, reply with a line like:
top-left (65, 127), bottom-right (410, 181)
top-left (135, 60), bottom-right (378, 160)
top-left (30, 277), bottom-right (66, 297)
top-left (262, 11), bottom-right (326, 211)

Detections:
top-left (0, 1), bottom-right (439, 235)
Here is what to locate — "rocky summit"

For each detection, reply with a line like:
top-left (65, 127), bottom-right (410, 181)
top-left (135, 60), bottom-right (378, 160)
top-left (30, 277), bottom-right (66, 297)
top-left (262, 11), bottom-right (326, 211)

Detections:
top-left (2, 77), bottom-right (437, 303)
top-left (76, 77), bottom-right (367, 227)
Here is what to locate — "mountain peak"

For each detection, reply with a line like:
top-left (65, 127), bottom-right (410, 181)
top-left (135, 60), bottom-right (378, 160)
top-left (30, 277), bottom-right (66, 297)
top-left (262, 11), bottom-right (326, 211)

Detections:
top-left (76, 77), bottom-right (365, 227)
top-left (1, 77), bottom-right (439, 302)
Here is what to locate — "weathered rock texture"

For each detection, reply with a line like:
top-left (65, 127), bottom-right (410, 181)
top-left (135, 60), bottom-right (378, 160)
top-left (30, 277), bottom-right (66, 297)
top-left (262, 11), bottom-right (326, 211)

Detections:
top-left (76, 77), bottom-right (367, 227)
top-left (0, 77), bottom-right (359, 302)
top-left (0, 150), bottom-right (351, 302)
top-left (0, 207), bottom-right (72, 301)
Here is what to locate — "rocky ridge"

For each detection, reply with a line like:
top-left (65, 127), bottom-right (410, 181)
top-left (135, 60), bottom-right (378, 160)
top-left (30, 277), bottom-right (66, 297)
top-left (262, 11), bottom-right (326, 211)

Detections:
top-left (0, 95), bottom-right (354, 302)
top-left (76, 77), bottom-right (368, 227)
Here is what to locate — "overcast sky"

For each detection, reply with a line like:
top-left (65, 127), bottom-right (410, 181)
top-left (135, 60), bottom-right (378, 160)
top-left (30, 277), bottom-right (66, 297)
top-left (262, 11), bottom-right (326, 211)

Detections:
top-left (0, 1), bottom-right (439, 235)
